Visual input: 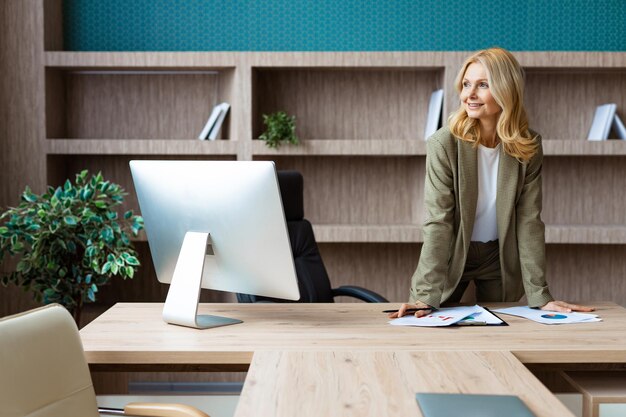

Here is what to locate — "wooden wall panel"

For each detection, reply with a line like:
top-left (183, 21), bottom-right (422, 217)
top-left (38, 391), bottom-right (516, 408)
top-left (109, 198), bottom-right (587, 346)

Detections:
top-left (543, 157), bottom-right (626, 225)
top-left (319, 243), bottom-right (421, 303)
top-left (257, 156), bottom-right (426, 225)
top-left (50, 72), bottom-right (227, 140)
top-left (526, 70), bottom-right (626, 140)
top-left (545, 245), bottom-right (626, 306)
top-left (0, 0), bottom-right (47, 317)
top-left (254, 69), bottom-right (442, 140)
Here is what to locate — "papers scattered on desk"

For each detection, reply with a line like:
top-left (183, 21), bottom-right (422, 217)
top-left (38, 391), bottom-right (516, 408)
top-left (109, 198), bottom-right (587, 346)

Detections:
top-left (492, 306), bottom-right (601, 325)
top-left (458, 306), bottom-right (504, 325)
top-left (389, 305), bottom-right (503, 327)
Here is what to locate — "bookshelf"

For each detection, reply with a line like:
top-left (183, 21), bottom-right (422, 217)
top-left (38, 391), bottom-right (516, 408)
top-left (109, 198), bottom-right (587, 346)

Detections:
top-left (2, 2), bottom-right (626, 326)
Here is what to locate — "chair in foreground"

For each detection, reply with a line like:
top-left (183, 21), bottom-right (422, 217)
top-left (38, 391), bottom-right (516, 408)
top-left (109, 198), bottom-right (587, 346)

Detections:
top-left (238, 170), bottom-right (388, 303)
top-left (0, 304), bottom-right (209, 417)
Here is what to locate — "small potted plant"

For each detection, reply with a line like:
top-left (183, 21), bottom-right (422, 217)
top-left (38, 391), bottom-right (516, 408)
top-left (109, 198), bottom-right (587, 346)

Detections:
top-left (0, 170), bottom-right (144, 326)
top-left (258, 111), bottom-right (300, 149)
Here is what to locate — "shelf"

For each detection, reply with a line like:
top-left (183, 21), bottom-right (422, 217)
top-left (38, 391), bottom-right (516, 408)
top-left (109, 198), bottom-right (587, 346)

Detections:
top-left (308, 225), bottom-right (626, 244)
top-left (312, 225), bottom-right (422, 243)
top-left (45, 51), bottom-right (238, 68)
top-left (252, 139), bottom-right (427, 156)
top-left (44, 139), bottom-right (239, 155)
top-left (253, 139), bottom-right (626, 157)
top-left (545, 225), bottom-right (626, 244)
top-left (543, 140), bottom-right (626, 156)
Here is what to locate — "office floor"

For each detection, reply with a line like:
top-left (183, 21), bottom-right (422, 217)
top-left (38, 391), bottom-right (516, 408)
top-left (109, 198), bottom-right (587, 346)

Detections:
top-left (97, 395), bottom-right (239, 417)
top-left (97, 393), bottom-right (626, 417)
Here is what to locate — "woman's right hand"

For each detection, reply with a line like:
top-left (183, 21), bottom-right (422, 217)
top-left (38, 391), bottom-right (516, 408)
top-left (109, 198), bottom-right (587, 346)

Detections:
top-left (388, 301), bottom-right (433, 319)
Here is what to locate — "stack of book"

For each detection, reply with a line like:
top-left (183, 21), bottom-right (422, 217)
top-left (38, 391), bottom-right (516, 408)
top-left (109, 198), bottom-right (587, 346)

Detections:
top-left (198, 102), bottom-right (230, 140)
top-left (587, 103), bottom-right (626, 140)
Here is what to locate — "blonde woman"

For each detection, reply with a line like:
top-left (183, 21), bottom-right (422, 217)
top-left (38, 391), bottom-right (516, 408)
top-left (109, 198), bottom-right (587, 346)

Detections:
top-left (391, 47), bottom-right (593, 318)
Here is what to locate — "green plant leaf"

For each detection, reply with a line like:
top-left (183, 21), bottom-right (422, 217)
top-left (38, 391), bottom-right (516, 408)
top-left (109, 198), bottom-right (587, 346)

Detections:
top-left (124, 255), bottom-right (140, 266)
top-left (110, 262), bottom-right (119, 275)
top-left (125, 266), bottom-right (135, 279)
top-left (22, 190), bottom-right (37, 203)
top-left (101, 262), bottom-right (112, 274)
top-left (87, 288), bottom-right (95, 302)
top-left (64, 216), bottom-right (79, 226)
top-left (124, 210), bottom-right (133, 219)
top-left (16, 260), bottom-right (31, 273)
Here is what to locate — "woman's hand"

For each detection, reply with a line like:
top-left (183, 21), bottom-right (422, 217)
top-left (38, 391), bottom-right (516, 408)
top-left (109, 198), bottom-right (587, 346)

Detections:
top-left (540, 300), bottom-right (595, 313)
top-left (388, 301), bottom-right (433, 319)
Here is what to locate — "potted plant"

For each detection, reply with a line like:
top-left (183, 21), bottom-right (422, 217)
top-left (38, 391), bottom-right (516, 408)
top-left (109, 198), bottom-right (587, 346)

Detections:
top-left (0, 170), bottom-right (144, 326)
top-left (258, 111), bottom-right (300, 149)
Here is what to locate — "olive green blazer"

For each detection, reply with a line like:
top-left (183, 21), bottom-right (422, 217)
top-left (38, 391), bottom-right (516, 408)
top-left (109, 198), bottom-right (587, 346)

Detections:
top-left (409, 127), bottom-right (554, 308)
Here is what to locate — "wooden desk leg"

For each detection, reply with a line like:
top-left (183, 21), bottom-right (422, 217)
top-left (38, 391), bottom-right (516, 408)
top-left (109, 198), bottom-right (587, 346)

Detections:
top-left (581, 393), bottom-right (598, 417)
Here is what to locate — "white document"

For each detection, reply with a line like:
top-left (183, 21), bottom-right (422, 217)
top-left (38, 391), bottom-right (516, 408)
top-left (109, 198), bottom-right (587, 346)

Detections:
top-left (424, 89), bottom-right (444, 140)
top-left (587, 103), bottom-right (617, 140)
top-left (389, 305), bottom-right (482, 327)
top-left (457, 306), bottom-right (504, 325)
top-left (492, 306), bottom-right (601, 325)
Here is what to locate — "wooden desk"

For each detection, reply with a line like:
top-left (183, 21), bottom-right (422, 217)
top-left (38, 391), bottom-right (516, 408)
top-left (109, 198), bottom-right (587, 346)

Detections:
top-left (236, 351), bottom-right (575, 417)
top-left (80, 302), bottom-right (626, 369)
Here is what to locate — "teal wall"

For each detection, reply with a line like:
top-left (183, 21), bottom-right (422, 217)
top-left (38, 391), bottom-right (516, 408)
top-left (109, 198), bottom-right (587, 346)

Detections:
top-left (64, 0), bottom-right (626, 51)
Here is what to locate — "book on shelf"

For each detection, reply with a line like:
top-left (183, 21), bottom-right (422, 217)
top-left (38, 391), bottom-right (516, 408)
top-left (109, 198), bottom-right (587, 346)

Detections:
top-left (587, 103), bottom-right (617, 141)
top-left (207, 102), bottom-right (230, 141)
top-left (424, 89), bottom-right (444, 140)
top-left (198, 104), bottom-right (224, 140)
top-left (198, 102), bottom-right (230, 140)
top-left (613, 113), bottom-right (626, 140)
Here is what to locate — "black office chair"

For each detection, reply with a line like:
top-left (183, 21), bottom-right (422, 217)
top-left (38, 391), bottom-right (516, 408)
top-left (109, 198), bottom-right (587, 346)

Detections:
top-left (237, 171), bottom-right (388, 303)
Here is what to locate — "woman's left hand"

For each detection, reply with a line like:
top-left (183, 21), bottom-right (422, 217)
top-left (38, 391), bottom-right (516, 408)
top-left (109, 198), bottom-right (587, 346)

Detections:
top-left (540, 300), bottom-right (595, 313)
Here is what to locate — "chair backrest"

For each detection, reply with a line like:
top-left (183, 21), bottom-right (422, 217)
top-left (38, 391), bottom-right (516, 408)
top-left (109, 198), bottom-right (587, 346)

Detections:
top-left (0, 304), bottom-right (100, 417)
top-left (237, 170), bottom-right (335, 303)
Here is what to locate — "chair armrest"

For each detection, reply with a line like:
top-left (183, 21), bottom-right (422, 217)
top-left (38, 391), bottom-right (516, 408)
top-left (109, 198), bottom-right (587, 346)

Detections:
top-left (123, 402), bottom-right (210, 417)
top-left (332, 285), bottom-right (389, 303)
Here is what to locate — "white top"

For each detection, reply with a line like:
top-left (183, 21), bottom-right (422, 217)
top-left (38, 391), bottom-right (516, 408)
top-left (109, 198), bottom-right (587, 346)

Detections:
top-left (471, 143), bottom-right (500, 242)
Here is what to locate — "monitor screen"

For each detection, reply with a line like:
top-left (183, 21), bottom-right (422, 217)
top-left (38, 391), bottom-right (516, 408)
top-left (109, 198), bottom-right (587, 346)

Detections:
top-left (130, 160), bottom-right (300, 329)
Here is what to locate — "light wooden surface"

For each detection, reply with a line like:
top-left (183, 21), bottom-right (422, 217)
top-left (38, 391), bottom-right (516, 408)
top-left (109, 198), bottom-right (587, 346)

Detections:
top-left (79, 302), bottom-right (626, 367)
top-left (236, 351), bottom-right (575, 417)
top-left (562, 371), bottom-right (626, 417)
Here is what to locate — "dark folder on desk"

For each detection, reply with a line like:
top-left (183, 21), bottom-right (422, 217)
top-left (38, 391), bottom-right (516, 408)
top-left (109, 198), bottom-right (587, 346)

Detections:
top-left (416, 393), bottom-right (536, 417)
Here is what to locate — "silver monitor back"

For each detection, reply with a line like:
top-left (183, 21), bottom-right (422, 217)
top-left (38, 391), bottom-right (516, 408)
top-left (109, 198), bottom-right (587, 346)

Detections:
top-left (130, 160), bottom-right (300, 328)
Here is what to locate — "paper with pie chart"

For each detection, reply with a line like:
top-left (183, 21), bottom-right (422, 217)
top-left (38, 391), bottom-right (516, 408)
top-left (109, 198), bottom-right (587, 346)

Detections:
top-left (492, 306), bottom-right (601, 325)
top-left (389, 305), bottom-right (484, 327)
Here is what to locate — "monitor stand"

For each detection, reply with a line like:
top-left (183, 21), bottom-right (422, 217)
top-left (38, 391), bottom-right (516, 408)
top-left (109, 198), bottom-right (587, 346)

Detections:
top-left (162, 231), bottom-right (243, 329)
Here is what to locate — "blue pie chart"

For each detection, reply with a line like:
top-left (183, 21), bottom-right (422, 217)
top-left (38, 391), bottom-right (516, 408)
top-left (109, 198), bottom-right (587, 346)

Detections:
top-left (541, 314), bottom-right (567, 320)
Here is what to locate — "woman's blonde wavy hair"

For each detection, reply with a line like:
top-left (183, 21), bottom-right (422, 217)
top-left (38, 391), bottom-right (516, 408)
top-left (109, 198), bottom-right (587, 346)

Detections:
top-left (448, 47), bottom-right (538, 162)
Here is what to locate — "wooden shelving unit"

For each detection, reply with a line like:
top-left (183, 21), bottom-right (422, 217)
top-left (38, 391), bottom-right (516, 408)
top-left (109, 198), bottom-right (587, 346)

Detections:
top-left (2, 1), bottom-right (626, 325)
top-left (37, 49), bottom-right (626, 307)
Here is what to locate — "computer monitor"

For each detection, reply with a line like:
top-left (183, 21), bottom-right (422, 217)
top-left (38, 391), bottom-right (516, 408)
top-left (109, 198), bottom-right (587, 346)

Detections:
top-left (129, 160), bottom-right (300, 329)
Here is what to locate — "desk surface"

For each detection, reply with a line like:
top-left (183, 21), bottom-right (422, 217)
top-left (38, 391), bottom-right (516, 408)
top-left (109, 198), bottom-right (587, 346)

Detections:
top-left (80, 302), bottom-right (626, 367)
top-left (235, 351), bottom-right (575, 417)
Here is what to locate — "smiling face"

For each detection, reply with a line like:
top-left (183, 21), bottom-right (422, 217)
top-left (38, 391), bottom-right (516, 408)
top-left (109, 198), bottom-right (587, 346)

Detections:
top-left (460, 62), bottom-right (502, 127)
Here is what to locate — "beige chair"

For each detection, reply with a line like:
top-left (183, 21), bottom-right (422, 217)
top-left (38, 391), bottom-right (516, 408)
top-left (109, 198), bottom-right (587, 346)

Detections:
top-left (0, 304), bottom-right (209, 417)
